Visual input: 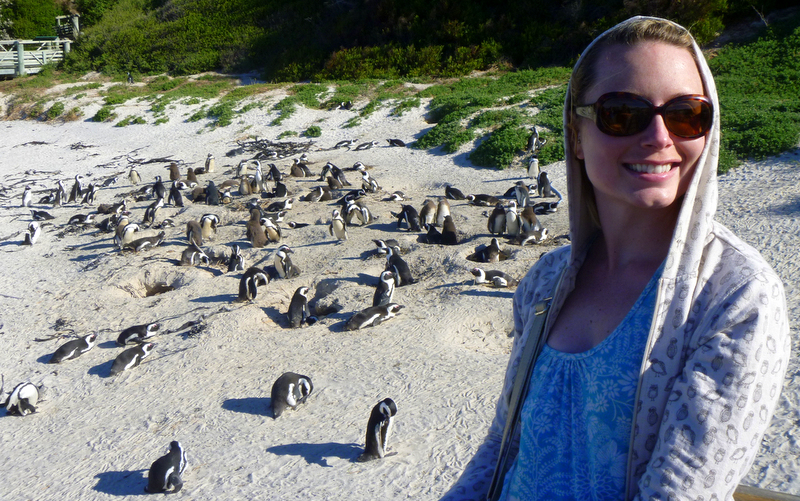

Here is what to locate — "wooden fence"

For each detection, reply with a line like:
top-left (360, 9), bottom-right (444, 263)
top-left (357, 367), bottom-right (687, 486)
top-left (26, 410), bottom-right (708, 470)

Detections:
top-left (0, 39), bottom-right (71, 77)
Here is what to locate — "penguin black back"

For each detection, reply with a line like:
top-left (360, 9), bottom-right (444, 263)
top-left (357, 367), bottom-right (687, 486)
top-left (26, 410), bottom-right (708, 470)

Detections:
top-left (357, 398), bottom-right (398, 462)
top-left (146, 441), bottom-right (187, 493)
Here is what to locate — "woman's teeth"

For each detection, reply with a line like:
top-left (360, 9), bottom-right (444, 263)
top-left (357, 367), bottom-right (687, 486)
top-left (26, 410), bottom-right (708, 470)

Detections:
top-left (627, 164), bottom-right (672, 174)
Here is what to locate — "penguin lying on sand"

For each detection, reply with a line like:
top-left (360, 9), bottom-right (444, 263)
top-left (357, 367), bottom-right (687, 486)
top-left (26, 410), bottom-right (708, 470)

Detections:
top-left (344, 304), bottom-right (404, 331)
top-left (49, 333), bottom-right (98, 363)
top-left (357, 398), bottom-right (398, 462)
top-left (2, 379), bottom-right (40, 416)
top-left (470, 268), bottom-right (519, 287)
top-left (271, 372), bottom-right (313, 418)
top-left (117, 323), bottom-right (160, 346)
top-left (146, 441), bottom-right (187, 493)
top-left (110, 343), bottom-right (155, 376)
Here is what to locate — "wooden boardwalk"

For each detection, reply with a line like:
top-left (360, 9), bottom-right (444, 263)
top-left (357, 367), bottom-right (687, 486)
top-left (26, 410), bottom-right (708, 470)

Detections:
top-left (0, 39), bottom-right (71, 77)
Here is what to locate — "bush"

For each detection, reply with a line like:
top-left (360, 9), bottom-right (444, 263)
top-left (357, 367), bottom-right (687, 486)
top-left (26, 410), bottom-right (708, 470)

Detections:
top-left (46, 101), bottom-right (65, 120)
top-left (304, 125), bottom-right (322, 137)
top-left (469, 123), bottom-right (529, 168)
top-left (63, 107), bottom-right (83, 121)
top-left (92, 106), bottom-right (114, 122)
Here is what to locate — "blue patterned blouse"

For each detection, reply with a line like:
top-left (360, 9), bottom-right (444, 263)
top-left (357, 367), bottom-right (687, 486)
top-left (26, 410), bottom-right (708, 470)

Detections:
top-left (499, 263), bottom-right (663, 501)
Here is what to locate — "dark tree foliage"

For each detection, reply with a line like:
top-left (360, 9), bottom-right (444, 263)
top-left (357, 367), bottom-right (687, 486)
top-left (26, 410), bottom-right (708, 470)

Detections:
top-left (7, 0), bottom-right (63, 39)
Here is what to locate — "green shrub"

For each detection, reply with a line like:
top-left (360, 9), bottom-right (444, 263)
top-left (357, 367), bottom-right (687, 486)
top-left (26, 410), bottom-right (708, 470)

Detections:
top-left (469, 123), bottom-right (530, 169)
top-left (304, 125), bottom-right (322, 137)
top-left (64, 107), bottom-right (83, 121)
top-left (278, 130), bottom-right (298, 139)
top-left (46, 101), bottom-right (65, 120)
top-left (92, 106), bottom-right (114, 122)
top-left (154, 117), bottom-right (169, 125)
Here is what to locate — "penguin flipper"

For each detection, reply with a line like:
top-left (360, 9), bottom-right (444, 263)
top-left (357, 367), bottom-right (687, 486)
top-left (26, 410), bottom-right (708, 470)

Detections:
top-left (168, 473), bottom-right (183, 493)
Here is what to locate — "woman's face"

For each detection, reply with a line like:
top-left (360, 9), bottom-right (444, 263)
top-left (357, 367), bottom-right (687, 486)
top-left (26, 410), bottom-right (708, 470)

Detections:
top-left (575, 42), bottom-right (707, 216)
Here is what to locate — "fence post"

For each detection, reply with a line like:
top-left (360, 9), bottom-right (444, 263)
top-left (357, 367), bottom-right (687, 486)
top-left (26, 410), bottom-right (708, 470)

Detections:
top-left (64, 40), bottom-right (71, 54)
top-left (15, 41), bottom-right (25, 77)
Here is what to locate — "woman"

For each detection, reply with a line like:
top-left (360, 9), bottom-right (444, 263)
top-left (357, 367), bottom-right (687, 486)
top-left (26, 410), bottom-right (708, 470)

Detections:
top-left (443, 17), bottom-right (790, 501)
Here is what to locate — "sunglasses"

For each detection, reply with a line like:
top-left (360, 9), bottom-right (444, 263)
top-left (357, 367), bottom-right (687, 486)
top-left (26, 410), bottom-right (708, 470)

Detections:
top-left (575, 92), bottom-right (713, 139)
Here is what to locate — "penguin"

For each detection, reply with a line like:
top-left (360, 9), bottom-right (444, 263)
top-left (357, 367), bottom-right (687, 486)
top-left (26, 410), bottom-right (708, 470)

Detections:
top-left (387, 138), bottom-right (406, 147)
top-left (218, 179), bottom-right (239, 191)
top-left (271, 372), bottom-right (313, 418)
top-left (466, 194), bottom-right (500, 207)
top-left (328, 162), bottom-right (351, 186)
top-left (266, 198), bottom-right (293, 213)
top-left (129, 168), bottom-right (141, 185)
top-left (186, 167), bottom-right (198, 187)
top-left (180, 242), bottom-right (210, 266)
top-left (3, 381), bottom-right (40, 416)
top-left (329, 209), bottom-right (347, 241)
top-left (191, 186), bottom-right (206, 203)
top-left (423, 223), bottom-right (443, 244)
top-left (167, 181), bottom-right (184, 207)
top-left (475, 238), bottom-right (502, 263)
top-left (302, 186), bottom-right (332, 202)
top-left (153, 176), bottom-right (166, 200)
top-left (49, 333), bottom-right (98, 363)
top-left (102, 176), bottom-right (118, 187)
top-left (290, 158), bottom-right (313, 177)
top-left (260, 218), bottom-right (279, 243)
top-left (333, 139), bottom-right (356, 149)
top-left (246, 209), bottom-right (267, 249)
top-left (115, 216), bottom-right (139, 249)
top-left (143, 197), bottom-right (164, 226)
top-left (123, 231), bottom-right (165, 252)
top-left (199, 214), bottom-right (219, 240)
top-left (435, 198), bottom-right (451, 227)
top-left (97, 200), bottom-right (126, 215)
top-left (357, 398), bottom-right (398, 462)
top-left (127, 72), bottom-right (134, 84)
top-left (419, 200), bottom-right (436, 227)
top-left (21, 185), bottom-right (32, 207)
top-left (514, 180), bottom-right (531, 208)
top-left (537, 171), bottom-right (554, 198)
top-left (186, 220), bottom-right (204, 247)
top-left (239, 175), bottom-right (252, 196)
top-left (117, 322), bottom-right (160, 346)
top-left (31, 210), bottom-right (55, 221)
top-left (267, 163), bottom-right (283, 183)
top-left (527, 154), bottom-right (540, 179)
top-left (444, 184), bottom-right (466, 200)
top-left (274, 245), bottom-right (300, 279)
top-left (110, 342), bottom-right (155, 376)
top-left (487, 202), bottom-right (506, 236)
top-left (394, 204), bottom-right (421, 231)
top-left (68, 214), bottom-right (95, 225)
top-left (287, 221), bottom-right (309, 229)
top-left (287, 286), bottom-right (313, 328)
top-left (52, 186), bottom-right (63, 207)
top-left (384, 191), bottom-right (405, 202)
top-left (272, 180), bottom-right (288, 198)
top-left (327, 176), bottom-right (343, 190)
top-left (527, 125), bottom-right (547, 154)
top-left (337, 189), bottom-right (366, 207)
top-left (22, 222), bottom-right (40, 245)
top-left (519, 205), bottom-right (544, 234)
top-left (470, 268), bottom-right (519, 287)
top-left (344, 200), bottom-right (362, 226)
top-left (372, 239), bottom-right (400, 255)
top-left (80, 183), bottom-right (97, 205)
top-left (239, 266), bottom-right (270, 301)
top-left (146, 441), bottom-right (187, 494)
top-left (361, 172), bottom-right (380, 193)
top-left (205, 153), bottom-right (215, 173)
top-left (505, 201), bottom-right (520, 237)
top-left (38, 191), bottom-right (55, 205)
top-left (385, 246), bottom-right (416, 286)
top-left (354, 141), bottom-right (378, 151)
top-left (166, 162), bottom-right (181, 181)
top-left (442, 215), bottom-right (458, 245)
top-left (344, 303), bottom-right (404, 331)
top-left (357, 204), bottom-right (377, 225)
top-left (68, 175), bottom-right (83, 203)
top-left (205, 181), bottom-right (220, 205)
top-left (299, 153), bottom-right (309, 163)
top-left (532, 200), bottom-right (561, 215)
top-left (227, 244), bottom-right (245, 272)
top-left (373, 270), bottom-right (395, 307)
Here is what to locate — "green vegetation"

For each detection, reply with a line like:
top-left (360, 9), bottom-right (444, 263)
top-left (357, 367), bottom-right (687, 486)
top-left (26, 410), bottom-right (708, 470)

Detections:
top-left (92, 106), bottom-right (114, 122)
top-left (277, 130), bottom-right (298, 139)
top-left (45, 101), bottom-right (65, 120)
top-left (304, 125), bottom-right (322, 137)
top-left (5, 0), bottom-right (62, 39)
top-left (115, 115), bottom-right (146, 127)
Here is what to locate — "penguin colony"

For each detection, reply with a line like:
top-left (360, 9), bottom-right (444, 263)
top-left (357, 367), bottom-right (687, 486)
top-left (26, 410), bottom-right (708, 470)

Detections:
top-left (4, 133), bottom-right (563, 493)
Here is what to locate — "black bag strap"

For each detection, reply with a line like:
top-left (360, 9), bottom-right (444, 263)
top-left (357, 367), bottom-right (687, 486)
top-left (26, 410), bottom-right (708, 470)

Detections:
top-left (487, 298), bottom-right (552, 501)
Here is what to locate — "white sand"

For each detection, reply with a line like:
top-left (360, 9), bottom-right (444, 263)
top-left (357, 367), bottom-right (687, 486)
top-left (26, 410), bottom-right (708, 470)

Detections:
top-left (0, 84), bottom-right (797, 499)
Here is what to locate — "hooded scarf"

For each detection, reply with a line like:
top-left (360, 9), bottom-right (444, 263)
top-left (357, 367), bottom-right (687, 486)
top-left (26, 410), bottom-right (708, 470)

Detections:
top-left (442, 16), bottom-right (790, 501)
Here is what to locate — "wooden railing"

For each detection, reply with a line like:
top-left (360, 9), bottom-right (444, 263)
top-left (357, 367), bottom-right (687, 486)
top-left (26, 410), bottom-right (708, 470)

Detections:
top-left (0, 39), bottom-right (71, 77)
top-left (736, 485), bottom-right (800, 501)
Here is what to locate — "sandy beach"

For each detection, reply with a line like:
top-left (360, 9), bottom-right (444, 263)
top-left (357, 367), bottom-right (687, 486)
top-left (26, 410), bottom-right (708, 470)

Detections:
top-left (0, 81), bottom-right (797, 499)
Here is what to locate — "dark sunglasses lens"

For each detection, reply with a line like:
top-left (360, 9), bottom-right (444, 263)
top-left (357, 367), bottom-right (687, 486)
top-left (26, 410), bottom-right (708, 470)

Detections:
top-left (663, 99), bottom-right (712, 138)
top-left (596, 96), bottom-right (653, 136)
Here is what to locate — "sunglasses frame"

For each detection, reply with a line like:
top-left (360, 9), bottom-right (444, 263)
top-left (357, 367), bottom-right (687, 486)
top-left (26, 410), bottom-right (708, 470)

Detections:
top-left (575, 92), bottom-right (713, 139)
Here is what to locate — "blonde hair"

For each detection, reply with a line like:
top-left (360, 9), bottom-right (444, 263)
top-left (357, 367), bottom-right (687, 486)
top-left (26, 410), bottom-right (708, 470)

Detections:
top-left (567, 18), bottom-right (698, 227)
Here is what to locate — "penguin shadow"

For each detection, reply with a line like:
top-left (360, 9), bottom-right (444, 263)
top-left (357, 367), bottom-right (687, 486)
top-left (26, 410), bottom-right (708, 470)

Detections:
top-left (428, 281), bottom-right (469, 291)
top-left (93, 469), bottom-right (148, 496)
top-left (36, 353), bottom-right (55, 364)
top-left (98, 340), bottom-right (119, 349)
top-left (222, 396), bottom-right (271, 417)
top-left (265, 442), bottom-right (363, 467)
top-left (189, 292), bottom-right (237, 304)
top-left (365, 221), bottom-right (402, 233)
top-left (88, 359), bottom-right (115, 379)
top-left (460, 288), bottom-right (515, 299)
top-left (261, 306), bottom-right (288, 328)
top-left (289, 239), bottom-right (339, 249)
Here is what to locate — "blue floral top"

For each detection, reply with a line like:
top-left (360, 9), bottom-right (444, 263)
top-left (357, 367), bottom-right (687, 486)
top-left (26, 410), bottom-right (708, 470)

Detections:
top-left (499, 263), bottom-right (663, 501)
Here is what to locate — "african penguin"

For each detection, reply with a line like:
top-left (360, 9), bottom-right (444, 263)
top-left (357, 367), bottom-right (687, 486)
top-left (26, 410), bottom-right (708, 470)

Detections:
top-left (68, 175), bottom-right (83, 203)
top-left (373, 270), bottom-right (395, 307)
top-left (2, 380), bottom-right (40, 416)
top-left (264, 218), bottom-right (281, 243)
top-left (274, 245), bottom-right (300, 279)
top-left (143, 197), bottom-right (164, 226)
top-left (205, 153), bottom-right (215, 173)
top-left (168, 181), bottom-right (184, 207)
top-left (49, 333), bottom-right (98, 363)
top-left (123, 231), bottom-right (165, 252)
top-left (475, 238), bottom-right (502, 263)
top-left (287, 286), bottom-right (313, 328)
top-left (153, 176), bottom-right (166, 200)
top-left (419, 200), bottom-right (436, 227)
top-left (146, 441), bottom-right (187, 493)
top-left (205, 181), bottom-right (221, 205)
top-left (470, 268), bottom-right (519, 287)
top-left (487, 202), bottom-right (506, 236)
top-left (436, 198), bottom-right (451, 227)
top-left (372, 239), bottom-right (400, 255)
top-left (117, 323), bottom-right (161, 346)
top-left (246, 209), bottom-right (267, 248)
top-left (344, 303), bottom-right (404, 331)
top-left (466, 194), bottom-right (500, 207)
top-left (442, 215), bottom-right (459, 245)
top-left (387, 138), bottom-right (406, 147)
top-left (199, 214), bottom-right (219, 240)
top-left (394, 205), bottom-right (421, 231)
top-left (186, 220), bottom-right (204, 247)
top-left (129, 168), bottom-right (141, 185)
top-left (271, 372), bottom-right (313, 418)
top-left (227, 244), bottom-right (245, 272)
top-left (180, 243), bottom-right (210, 266)
top-left (21, 185), bottom-right (32, 207)
top-left (239, 267), bottom-right (269, 301)
top-left (329, 209), bottom-right (347, 241)
top-left (357, 398), bottom-right (398, 462)
top-left (167, 162), bottom-right (181, 181)
top-left (385, 246), bottom-right (416, 286)
top-left (22, 222), bottom-right (40, 245)
top-left (444, 184), bottom-right (466, 200)
top-left (505, 201), bottom-right (520, 237)
top-left (109, 342), bottom-right (155, 376)
top-left (537, 171), bottom-right (554, 198)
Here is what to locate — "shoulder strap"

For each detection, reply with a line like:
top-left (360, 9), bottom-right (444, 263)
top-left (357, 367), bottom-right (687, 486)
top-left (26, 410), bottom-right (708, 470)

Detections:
top-left (487, 298), bottom-right (552, 501)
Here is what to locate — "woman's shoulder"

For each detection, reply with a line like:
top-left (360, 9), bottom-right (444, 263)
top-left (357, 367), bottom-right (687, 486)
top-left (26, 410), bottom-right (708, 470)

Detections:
top-left (705, 220), bottom-right (783, 285)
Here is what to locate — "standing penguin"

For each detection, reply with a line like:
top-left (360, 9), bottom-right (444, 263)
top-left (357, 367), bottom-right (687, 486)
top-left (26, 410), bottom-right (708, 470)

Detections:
top-left (436, 198), bottom-right (451, 227)
top-left (419, 200), bottom-right (436, 228)
top-left (537, 170), bottom-right (554, 198)
top-left (143, 197), bottom-right (164, 226)
top-left (227, 244), bottom-right (245, 272)
top-left (505, 201), bottom-right (520, 237)
top-left (373, 270), bottom-right (395, 307)
top-left (329, 209), bottom-right (347, 241)
top-left (110, 343), bottom-right (155, 376)
top-left (527, 154), bottom-right (540, 179)
top-left (239, 267), bottom-right (269, 301)
top-left (442, 215), bottom-right (459, 245)
top-left (245, 209), bottom-right (267, 248)
top-left (287, 286), bottom-right (313, 328)
top-left (68, 175), bottom-right (83, 203)
top-left (205, 153), bottom-right (215, 173)
top-left (168, 181), bottom-right (184, 207)
top-left (22, 222), bottom-right (40, 245)
top-left (205, 181), bottom-right (220, 205)
top-left (117, 322), bottom-right (160, 346)
top-left (264, 218), bottom-right (281, 243)
top-left (186, 167), bottom-right (198, 187)
top-left (274, 245), bottom-right (300, 279)
top-left (186, 220), bottom-right (204, 247)
top-left (386, 246), bottom-right (416, 286)
top-left (199, 214), bottom-right (219, 240)
top-left (167, 162), bottom-right (181, 181)
top-left (487, 202), bottom-right (506, 236)
top-left (49, 333), bottom-right (98, 363)
top-left (146, 441), bottom-right (187, 493)
top-left (129, 168), bottom-right (141, 185)
top-left (395, 205), bottom-right (421, 231)
top-left (153, 176), bottom-right (166, 200)
top-left (2, 380), bottom-right (40, 416)
top-left (357, 398), bottom-right (398, 462)
top-left (271, 372), bottom-right (313, 418)
top-left (21, 185), bottom-right (32, 207)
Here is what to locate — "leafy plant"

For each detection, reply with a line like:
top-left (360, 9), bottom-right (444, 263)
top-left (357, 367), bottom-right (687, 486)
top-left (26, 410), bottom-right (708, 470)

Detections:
top-left (46, 101), bottom-right (65, 120)
top-left (304, 125), bottom-right (322, 137)
top-left (92, 106), bottom-right (114, 122)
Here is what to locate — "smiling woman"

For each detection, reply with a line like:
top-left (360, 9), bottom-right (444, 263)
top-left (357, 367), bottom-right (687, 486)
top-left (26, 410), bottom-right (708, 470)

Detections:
top-left (443, 16), bottom-right (791, 501)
